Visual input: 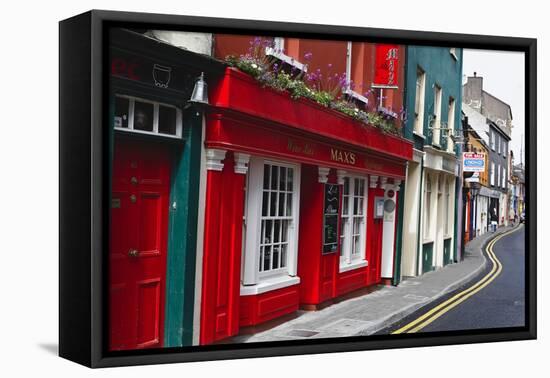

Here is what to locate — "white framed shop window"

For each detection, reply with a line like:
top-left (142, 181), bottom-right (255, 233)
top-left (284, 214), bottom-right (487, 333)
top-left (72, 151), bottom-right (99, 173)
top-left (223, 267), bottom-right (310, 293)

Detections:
top-left (423, 174), bottom-right (432, 240)
top-left (241, 157), bottom-right (301, 295)
top-left (444, 179), bottom-right (451, 236)
top-left (339, 175), bottom-right (368, 272)
top-left (113, 94), bottom-right (183, 139)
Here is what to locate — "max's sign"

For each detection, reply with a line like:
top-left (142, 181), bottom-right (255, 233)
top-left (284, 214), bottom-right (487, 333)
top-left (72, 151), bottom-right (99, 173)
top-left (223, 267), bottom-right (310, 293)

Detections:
top-left (331, 148), bottom-right (357, 165)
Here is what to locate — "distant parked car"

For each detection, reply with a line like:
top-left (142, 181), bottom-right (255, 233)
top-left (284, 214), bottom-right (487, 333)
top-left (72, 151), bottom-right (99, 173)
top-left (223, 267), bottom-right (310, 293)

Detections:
top-left (520, 212), bottom-right (526, 223)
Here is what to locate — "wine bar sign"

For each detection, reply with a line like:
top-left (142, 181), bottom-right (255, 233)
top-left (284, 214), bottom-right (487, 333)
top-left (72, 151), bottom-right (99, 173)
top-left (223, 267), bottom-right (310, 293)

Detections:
top-left (322, 184), bottom-right (340, 254)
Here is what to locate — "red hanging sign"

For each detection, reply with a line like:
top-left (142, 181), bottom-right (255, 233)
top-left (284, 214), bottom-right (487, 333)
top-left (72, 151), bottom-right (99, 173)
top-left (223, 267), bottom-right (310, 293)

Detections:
top-left (372, 44), bottom-right (399, 89)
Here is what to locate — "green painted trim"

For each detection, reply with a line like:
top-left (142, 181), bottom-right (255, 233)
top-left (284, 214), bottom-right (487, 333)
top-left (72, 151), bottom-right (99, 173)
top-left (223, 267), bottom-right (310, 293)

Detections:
top-left (164, 110), bottom-right (203, 347)
top-left (392, 180), bottom-right (406, 286)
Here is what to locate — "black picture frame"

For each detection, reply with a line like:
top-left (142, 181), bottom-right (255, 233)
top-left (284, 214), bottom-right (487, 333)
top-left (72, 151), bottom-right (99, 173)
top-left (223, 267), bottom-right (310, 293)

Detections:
top-left (59, 9), bottom-right (537, 368)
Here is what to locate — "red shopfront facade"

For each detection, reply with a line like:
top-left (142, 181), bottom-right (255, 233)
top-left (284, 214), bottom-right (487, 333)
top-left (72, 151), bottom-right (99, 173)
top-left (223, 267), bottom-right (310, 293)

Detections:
top-left (199, 67), bottom-right (413, 344)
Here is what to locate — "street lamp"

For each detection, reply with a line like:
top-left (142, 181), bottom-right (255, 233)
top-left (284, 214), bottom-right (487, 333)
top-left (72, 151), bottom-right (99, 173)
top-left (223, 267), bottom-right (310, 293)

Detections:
top-left (189, 72), bottom-right (209, 105)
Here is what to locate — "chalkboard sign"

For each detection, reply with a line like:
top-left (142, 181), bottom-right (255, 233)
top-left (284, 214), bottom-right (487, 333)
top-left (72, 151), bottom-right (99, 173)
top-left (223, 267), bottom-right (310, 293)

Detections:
top-left (322, 184), bottom-right (340, 254)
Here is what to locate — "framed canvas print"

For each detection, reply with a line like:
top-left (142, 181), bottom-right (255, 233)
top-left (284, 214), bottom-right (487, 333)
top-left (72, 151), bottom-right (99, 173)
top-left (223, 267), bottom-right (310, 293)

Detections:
top-left (59, 9), bottom-right (536, 368)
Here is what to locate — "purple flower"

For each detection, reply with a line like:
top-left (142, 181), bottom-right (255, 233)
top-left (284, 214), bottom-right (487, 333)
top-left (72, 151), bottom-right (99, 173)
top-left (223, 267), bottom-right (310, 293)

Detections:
top-left (304, 52), bottom-right (313, 61)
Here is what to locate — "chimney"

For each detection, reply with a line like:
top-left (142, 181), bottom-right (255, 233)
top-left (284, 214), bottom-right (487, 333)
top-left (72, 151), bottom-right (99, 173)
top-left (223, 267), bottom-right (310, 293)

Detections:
top-left (464, 72), bottom-right (483, 107)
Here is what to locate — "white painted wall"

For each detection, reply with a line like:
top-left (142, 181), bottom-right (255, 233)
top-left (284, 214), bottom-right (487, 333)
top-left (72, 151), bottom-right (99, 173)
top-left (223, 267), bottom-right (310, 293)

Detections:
top-left (401, 161), bottom-right (422, 277)
top-left (148, 30), bottom-right (213, 55)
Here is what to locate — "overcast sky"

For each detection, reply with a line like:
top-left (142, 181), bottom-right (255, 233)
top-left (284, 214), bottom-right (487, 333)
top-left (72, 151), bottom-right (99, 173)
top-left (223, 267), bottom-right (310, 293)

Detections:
top-left (462, 49), bottom-right (525, 166)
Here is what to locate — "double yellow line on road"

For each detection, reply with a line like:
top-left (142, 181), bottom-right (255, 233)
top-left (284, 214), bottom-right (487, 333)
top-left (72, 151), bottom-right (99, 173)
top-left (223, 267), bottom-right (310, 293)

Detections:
top-left (392, 225), bottom-right (523, 334)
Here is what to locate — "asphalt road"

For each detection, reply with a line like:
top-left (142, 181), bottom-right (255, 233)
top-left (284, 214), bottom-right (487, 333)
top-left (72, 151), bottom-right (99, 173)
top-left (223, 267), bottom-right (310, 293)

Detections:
top-left (380, 225), bottom-right (526, 334)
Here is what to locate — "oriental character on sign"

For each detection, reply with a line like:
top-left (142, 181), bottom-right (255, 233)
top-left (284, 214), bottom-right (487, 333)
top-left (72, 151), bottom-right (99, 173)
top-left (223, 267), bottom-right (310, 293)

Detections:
top-left (386, 47), bottom-right (398, 86)
top-left (330, 148), bottom-right (356, 165)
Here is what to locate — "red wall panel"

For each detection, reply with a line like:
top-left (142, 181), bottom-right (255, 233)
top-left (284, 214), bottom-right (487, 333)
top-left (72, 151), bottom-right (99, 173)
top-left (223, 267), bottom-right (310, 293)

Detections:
top-left (200, 153), bottom-right (246, 344)
top-left (239, 285), bottom-right (300, 327)
top-left (297, 165), bottom-right (323, 305)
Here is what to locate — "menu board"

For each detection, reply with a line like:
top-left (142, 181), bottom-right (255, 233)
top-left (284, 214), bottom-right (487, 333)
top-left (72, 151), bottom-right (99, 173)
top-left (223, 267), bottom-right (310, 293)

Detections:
top-left (322, 184), bottom-right (340, 254)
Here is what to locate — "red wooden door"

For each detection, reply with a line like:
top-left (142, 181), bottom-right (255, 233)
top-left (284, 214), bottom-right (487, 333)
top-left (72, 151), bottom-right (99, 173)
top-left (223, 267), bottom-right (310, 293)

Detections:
top-left (109, 138), bottom-right (171, 351)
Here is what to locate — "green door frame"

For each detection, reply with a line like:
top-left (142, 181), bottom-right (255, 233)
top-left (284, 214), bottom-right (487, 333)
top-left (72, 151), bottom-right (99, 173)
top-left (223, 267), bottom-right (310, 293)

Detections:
top-left (164, 109), bottom-right (203, 347)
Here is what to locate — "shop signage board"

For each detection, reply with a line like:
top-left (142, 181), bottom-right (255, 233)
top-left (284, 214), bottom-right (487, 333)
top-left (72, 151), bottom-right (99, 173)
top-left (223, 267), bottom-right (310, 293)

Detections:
top-left (372, 44), bottom-right (400, 89)
top-left (463, 152), bottom-right (485, 172)
top-left (322, 184), bottom-right (340, 254)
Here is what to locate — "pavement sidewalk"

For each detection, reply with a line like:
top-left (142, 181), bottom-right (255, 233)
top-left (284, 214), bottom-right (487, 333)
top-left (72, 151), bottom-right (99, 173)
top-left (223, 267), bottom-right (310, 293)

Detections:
top-left (232, 225), bottom-right (517, 343)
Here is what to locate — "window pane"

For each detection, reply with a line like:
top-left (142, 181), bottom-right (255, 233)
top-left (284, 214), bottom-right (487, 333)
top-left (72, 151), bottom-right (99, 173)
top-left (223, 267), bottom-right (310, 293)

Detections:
top-left (133, 101), bottom-right (154, 131)
top-left (280, 244), bottom-right (287, 268)
top-left (340, 218), bottom-right (348, 256)
top-left (271, 165), bottom-right (279, 190)
top-left (263, 220), bottom-right (272, 244)
top-left (270, 190), bottom-right (277, 216)
top-left (264, 164), bottom-right (270, 189)
top-left (286, 193), bottom-right (292, 216)
top-left (279, 167), bottom-right (286, 191)
top-left (264, 246), bottom-right (271, 271)
top-left (344, 178), bottom-right (349, 195)
top-left (262, 191), bottom-right (269, 216)
top-left (259, 246), bottom-right (264, 271)
top-left (282, 220), bottom-right (289, 242)
top-left (114, 97), bottom-right (129, 128)
top-left (274, 220), bottom-right (281, 243)
top-left (158, 105), bottom-right (177, 135)
top-left (287, 168), bottom-right (293, 191)
top-left (343, 196), bottom-right (349, 215)
top-left (353, 235), bottom-right (360, 255)
top-left (278, 192), bottom-right (285, 216)
top-left (353, 196), bottom-right (358, 215)
top-left (272, 245), bottom-right (280, 269)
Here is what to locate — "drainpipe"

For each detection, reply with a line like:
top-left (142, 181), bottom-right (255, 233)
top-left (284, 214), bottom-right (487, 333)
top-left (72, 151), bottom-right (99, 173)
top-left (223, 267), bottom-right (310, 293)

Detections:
top-left (392, 179), bottom-right (406, 285)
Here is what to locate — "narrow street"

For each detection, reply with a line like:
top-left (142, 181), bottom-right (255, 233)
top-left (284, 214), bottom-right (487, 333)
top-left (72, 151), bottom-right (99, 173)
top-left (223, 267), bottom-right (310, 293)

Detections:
top-left (381, 224), bottom-right (525, 334)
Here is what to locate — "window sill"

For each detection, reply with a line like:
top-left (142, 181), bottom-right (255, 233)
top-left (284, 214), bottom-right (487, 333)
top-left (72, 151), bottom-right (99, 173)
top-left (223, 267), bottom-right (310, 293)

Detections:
top-left (339, 259), bottom-right (368, 273)
top-left (265, 47), bottom-right (307, 72)
top-left (413, 131), bottom-right (426, 139)
top-left (240, 275), bottom-right (300, 296)
top-left (422, 239), bottom-right (434, 245)
top-left (344, 88), bottom-right (369, 105)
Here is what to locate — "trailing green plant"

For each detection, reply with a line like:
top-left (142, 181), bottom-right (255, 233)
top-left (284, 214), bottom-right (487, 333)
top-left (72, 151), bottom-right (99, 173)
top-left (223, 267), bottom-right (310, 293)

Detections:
top-left (225, 38), bottom-right (403, 136)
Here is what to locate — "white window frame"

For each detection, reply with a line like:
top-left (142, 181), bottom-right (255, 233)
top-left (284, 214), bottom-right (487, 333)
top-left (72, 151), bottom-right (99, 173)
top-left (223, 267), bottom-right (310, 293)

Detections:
top-left (414, 67), bottom-right (426, 136)
top-left (343, 41), bottom-right (369, 106)
top-left (241, 157), bottom-right (301, 295)
top-left (339, 175), bottom-right (368, 272)
top-left (447, 97), bottom-right (456, 153)
top-left (503, 139), bottom-right (507, 157)
top-left (490, 131), bottom-right (495, 150)
top-left (114, 94), bottom-right (183, 139)
top-left (432, 85), bottom-right (442, 146)
top-left (503, 167), bottom-right (507, 188)
top-left (496, 164), bottom-right (500, 188)
top-left (490, 162), bottom-right (495, 186)
top-left (265, 37), bottom-right (307, 73)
